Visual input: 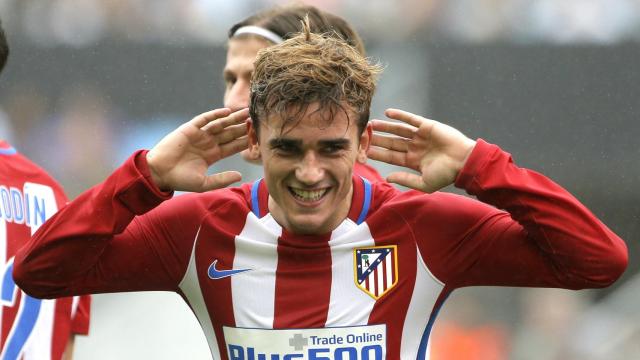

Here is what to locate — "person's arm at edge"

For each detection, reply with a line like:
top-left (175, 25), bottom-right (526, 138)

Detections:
top-left (13, 150), bottom-right (173, 298)
top-left (369, 108), bottom-right (627, 290)
top-left (13, 108), bottom-right (248, 298)
top-left (445, 139), bottom-right (628, 289)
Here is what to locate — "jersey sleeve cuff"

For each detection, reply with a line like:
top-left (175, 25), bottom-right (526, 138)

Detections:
top-left (116, 150), bottom-right (173, 215)
top-left (454, 139), bottom-right (503, 193)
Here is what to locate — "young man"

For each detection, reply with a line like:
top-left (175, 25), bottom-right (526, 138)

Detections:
top-left (14, 21), bottom-right (626, 360)
top-left (0, 21), bottom-right (90, 360)
top-left (224, 4), bottom-right (383, 182)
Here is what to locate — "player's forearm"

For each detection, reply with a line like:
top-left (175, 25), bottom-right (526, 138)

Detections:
top-left (455, 139), bottom-right (628, 288)
top-left (13, 151), bottom-right (173, 298)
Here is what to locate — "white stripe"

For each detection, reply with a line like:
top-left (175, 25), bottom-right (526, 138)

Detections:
top-left (326, 220), bottom-right (377, 326)
top-left (367, 271), bottom-right (376, 295)
top-left (71, 296), bottom-right (80, 319)
top-left (377, 261), bottom-right (385, 295)
top-left (231, 213), bottom-right (281, 327)
top-left (385, 256), bottom-right (393, 290)
top-left (23, 299), bottom-right (55, 360)
top-left (0, 218), bottom-right (6, 325)
top-left (400, 245), bottom-right (444, 359)
top-left (232, 25), bottom-right (284, 44)
top-left (178, 227), bottom-right (221, 359)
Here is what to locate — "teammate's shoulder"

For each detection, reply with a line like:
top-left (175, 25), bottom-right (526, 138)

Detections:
top-left (0, 142), bottom-right (66, 195)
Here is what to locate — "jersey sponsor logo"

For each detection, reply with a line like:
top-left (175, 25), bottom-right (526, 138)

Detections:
top-left (207, 259), bottom-right (252, 280)
top-left (223, 324), bottom-right (386, 360)
top-left (353, 246), bottom-right (398, 300)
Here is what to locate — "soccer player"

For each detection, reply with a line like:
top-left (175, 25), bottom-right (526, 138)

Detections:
top-left (0, 20), bottom-right (90, 360)
top-left (13, 19), bottom-right (626, 360)
top-left (224, 4), bottom-right (383, 182)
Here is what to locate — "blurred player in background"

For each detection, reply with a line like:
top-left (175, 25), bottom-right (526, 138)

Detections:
top-left (13, 16), bottom-right (626, 359)
top-left (224, 4), bottom-right (383, 182)
top-left (0, 19), bottom-right (90, 360)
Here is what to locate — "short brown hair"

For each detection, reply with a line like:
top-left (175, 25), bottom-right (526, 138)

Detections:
top-left (249, 20), bottom-right (382, 136)
top-left (229, 4), bottom-right (366, 56)
top-left (0, 19), bottom-right (8, 73)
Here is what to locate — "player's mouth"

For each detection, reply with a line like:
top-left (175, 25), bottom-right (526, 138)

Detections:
top-left (288, 186), bottom-right (329, 204)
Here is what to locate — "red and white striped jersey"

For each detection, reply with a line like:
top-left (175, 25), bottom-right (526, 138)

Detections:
top-left (0, 141), bottom-right (90, 360)
top-left (14, 140), bottom-right (626, 359)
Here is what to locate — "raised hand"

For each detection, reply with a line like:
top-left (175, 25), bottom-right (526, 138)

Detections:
top-left (146, 108), bottom-right (249, 192)
top-left (368, 108), bottom-right (476, 193)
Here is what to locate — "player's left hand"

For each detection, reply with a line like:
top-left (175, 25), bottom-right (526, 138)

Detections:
top-left (368, 108), bottom-right (476, 193)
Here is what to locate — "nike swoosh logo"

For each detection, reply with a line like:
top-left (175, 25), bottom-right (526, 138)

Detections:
top-left (207, 260), bottom-right (252, 280)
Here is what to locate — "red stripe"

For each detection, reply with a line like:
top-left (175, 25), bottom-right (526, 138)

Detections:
top-left (273, 229), bottom-right (332, 328)
top-left (195, 204), bottom-right (248, 360)
top-left (373, 266), bottom-right (380, 296)
top-left (391, 254), bottom-right (396, 284)
top-left (382, 258), bottom-right (388, 291)
top-left (366, 212), bottom-right (417, 358)
top-left (51, 297), bottom-right (74, 360)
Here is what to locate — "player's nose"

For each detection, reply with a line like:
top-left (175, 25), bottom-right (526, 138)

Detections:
top-left (295, 152), bottom-right (325, 185)
top-left (224, 80), bottom-right (250, 112)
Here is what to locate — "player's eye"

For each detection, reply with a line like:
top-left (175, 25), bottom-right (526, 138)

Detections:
top-left (223, 73), bottom-right (237, 88)
top-left (322, 145), bottom-right (344, 154)
top-left (320, 143), bottom-right (348, 156)
top-left (272, 143), bottom-right (297, 155)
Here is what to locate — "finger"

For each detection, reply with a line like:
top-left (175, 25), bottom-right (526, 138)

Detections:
top-left (202, 171), bottom-right (242, 191)
top-left (202, 109), bottom-right (249, 133)
top-left (371, 133), bottom-right (409, 152)
top-left (386, 172), bottom-right (431, 193)
top-left (190, 108), bottom-right (232, 128)
top-left (370, 119), bottom-right (416, 139)
top-left (367, 147), bottom-right (408, 167)
top-left (216, 123), bottom-right (249, 145)
top-left (219, 136), bottom-right (249, 158)
top-left (384, 108), bottom-right (429, 128)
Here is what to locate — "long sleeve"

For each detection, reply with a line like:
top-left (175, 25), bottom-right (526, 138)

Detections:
top-left (13, 150), bottom-right (193, 298)
top-left (411, 139), bottom-right (627, 290)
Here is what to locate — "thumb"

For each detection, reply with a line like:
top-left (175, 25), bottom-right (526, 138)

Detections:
top-left (202, 171), bottom-right (243, 191)
top-left (386, 172), bottom-right (431, 193)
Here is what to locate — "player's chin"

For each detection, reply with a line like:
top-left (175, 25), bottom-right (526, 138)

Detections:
top-left (287, 213), bottom-right (333, 234)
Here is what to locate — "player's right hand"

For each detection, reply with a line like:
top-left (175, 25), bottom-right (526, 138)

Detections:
top-left (146, 108), bottom-right (249, 192)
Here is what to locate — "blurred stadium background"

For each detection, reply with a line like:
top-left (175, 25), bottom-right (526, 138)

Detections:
top-left (0, 0), bottom-right (638, 359)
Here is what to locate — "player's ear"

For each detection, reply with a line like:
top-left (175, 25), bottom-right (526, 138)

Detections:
top-left (357, 123), bottom-right (373, 164)
top-left (246, 118), bottom-right (261, 161)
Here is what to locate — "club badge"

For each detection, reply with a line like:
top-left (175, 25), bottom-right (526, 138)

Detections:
top-left (354, 245), bottom-right (398, 300)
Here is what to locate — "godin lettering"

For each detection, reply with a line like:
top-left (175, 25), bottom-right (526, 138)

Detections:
top-left (0, 185), bottom-right (48, 227)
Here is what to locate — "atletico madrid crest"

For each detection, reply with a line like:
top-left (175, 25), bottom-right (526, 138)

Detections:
top-left (354, 245), bottom-right (398, 300)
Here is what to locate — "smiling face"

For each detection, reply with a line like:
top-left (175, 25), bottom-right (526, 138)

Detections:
top-left (248, 103), bottom-right (371, 234)
top-left (223, 37), bottom-right (272, 112)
